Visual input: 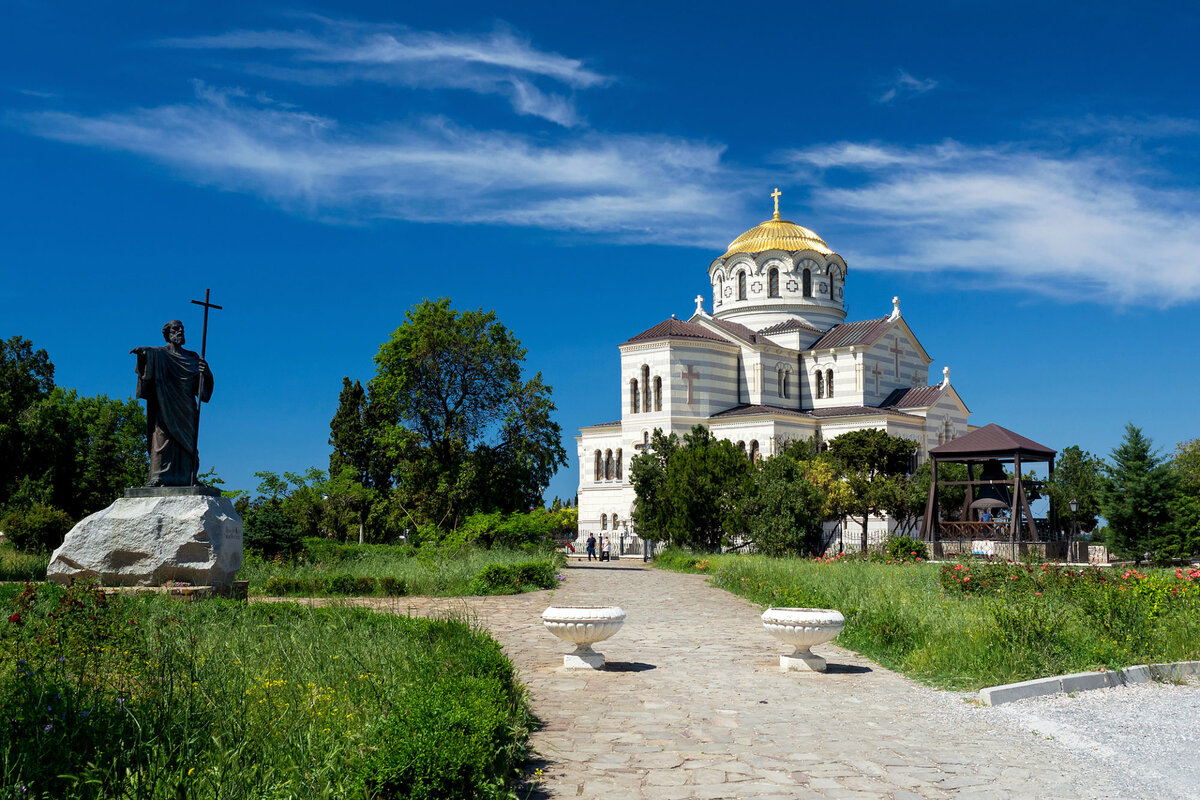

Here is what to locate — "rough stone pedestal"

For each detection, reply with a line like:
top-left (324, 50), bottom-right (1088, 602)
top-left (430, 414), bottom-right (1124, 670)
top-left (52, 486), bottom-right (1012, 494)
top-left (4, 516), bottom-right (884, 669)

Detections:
top-left (564, 645), bottom-right (607, 670)
top-left (47, 487), bottom-right (243, 587)
top-left (781, 649), bottom-right (827, 672)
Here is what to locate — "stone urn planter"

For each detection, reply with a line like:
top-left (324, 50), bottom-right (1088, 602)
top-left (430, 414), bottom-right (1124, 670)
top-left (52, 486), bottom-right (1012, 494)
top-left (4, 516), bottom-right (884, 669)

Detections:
top-left (542, 606), bottom-right (626, 669)
top-left (761, 607), bottom-right (844, 672)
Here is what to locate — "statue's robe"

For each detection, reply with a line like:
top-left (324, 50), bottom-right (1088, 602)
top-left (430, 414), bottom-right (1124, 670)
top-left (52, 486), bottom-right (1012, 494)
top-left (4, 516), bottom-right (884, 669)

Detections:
top-left (134, 345), bottom-right (213, 486)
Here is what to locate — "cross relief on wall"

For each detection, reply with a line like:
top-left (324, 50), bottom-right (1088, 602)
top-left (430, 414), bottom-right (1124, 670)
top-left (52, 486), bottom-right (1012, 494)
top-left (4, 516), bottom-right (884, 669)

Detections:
top-left (680, 364), bottom-right (699, 405)
top-left (785, 279), bottom-right (799, 292)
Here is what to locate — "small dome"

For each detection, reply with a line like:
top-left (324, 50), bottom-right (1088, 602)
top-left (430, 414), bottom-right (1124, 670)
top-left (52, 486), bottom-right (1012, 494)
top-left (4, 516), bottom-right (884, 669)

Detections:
top-left (722, 217), bottom-right (834, 259)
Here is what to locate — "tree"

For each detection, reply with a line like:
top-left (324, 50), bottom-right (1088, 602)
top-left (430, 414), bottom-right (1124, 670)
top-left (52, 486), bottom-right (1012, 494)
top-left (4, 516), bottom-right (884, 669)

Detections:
top-left (0, 336), bottom-right (55, 505)
top-left (826, 429), bottom-right (918, 552)
top-left (1167, 439), bottom-right (1200, 558)
top-left (629, 428), bottom-right (680, 543)
top-left (745, 446), bottom-right (825, 556)
top-left (1046, 445), bottom-right (1104, 533)
top-left (329, 378), bottom-right (391, 542)
top-left (1099, 424), bottom-right (1177, 562)
top-left (663, 426), bottom-right (752, 551)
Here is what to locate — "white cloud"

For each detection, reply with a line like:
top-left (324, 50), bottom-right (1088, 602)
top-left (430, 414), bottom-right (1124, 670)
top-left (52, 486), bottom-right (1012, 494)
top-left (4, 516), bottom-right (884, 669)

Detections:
top-left (13, 82), bottom-right (736, 242)
top-left (784, 141), bottom-right (1200, 306)
top-left (876, 70), bottom-right (938, 105)
top-left (158, 18), bottom-right (608, 126)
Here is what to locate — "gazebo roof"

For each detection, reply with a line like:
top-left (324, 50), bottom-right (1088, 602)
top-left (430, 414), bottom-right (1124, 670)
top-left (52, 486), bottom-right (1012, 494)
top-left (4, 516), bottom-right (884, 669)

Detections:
top-left (929, 423), bottom-right (1056, 461)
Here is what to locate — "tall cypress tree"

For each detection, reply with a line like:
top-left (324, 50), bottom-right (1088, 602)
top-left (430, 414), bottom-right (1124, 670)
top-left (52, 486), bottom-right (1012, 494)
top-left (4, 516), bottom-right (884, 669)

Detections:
top-left (1100, 423), bottom-right (1177, 562)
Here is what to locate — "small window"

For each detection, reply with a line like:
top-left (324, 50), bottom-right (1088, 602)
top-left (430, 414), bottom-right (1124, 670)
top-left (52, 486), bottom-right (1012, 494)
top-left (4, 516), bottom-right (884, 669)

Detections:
top-left (777, 369), bottom-right (784, 398)
top-left (738, 271), bottom-right (747, 300)
top-left (604, 449), bottom-right (613, 480)
top-left (594, 450), bottom-right (602, 482)
top-left (749, 440), bottom-right (760, 464)
top-left (816, 370), bottom-right (824, 399)
top-left (654, 376), bottom-right (662, 411)
top-left (601, 513), bottom-right (607, 530)
top-left (769, 268), bottom-right (780, 297)
top-left (803, 268), bottom-right (812, 297)
top-left (612, 513), bottom-right (619, 529)
top-left (630, 379), bottom-right (639, 414)
top-left (825, 369), bottom-right (834, 399)
top-left (642, 365), bottom-right (651, 412)
top-left (737, 440), bottom-right (746, 457)
top-left (615, 448), bottom-right (623, 480)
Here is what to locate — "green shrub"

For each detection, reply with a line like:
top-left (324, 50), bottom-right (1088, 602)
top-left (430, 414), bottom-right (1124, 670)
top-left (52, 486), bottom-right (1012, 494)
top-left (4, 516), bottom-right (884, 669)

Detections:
top-left (0, 504), bottom-right (74, 553)
top-left (884, 535), bottom-right (928, 562)
top-left (379, 576), bottom-right (408, 596)
top-left (467, 561), bottom-right (557, 595)
top-left (327, 574), bottom-right (377, 595)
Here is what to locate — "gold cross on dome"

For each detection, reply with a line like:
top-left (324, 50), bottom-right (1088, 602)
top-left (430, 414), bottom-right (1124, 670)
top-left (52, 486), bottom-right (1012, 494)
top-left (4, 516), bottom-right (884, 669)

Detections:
top-left (771, 188), bottom-right (781, 219)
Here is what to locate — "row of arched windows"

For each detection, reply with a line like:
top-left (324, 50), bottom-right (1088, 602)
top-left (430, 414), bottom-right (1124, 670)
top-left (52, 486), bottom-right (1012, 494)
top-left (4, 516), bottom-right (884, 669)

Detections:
top-left (736, 440), bottom-right (762, 464)
top-left (814, 368), bottom-right (836, 399)
top-left (592, 448), bottom-right (624, 482)
top-left (630, 364), bottom-right (663, 414)
top-left (729, 266), bottom-right (841, 301)
top-left (600, 512), bottom-right (620, 531)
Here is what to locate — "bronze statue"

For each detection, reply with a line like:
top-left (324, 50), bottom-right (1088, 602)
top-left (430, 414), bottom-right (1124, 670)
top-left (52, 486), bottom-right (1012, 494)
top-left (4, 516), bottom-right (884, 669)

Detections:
top-left (130, 320), bottom-right (213, 486)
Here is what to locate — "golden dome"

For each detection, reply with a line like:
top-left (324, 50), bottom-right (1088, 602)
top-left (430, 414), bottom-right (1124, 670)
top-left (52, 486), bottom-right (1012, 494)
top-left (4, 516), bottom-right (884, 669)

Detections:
top-left (721, 217), bottom-right (834, 259)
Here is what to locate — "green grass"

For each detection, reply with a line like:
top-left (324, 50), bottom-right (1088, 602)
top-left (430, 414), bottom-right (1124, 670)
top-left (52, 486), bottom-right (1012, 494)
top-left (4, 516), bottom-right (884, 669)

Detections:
top-left (0, 545), bottom-right (48, 582)
top-left (655, 548), bottom-right (1200, 691)
top-left (239, 542), bottom-right (564, 597)
top-left (1, 580), bottom-right (534, 799)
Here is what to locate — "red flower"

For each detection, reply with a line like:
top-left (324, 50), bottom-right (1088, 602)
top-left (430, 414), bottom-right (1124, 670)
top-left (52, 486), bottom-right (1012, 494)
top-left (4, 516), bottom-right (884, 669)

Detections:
top-left (7, 613), bottom-right (19, 624)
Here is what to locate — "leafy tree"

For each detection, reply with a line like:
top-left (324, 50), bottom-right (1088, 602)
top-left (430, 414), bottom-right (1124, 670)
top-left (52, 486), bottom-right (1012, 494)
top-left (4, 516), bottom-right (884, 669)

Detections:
top-left (629, 429), bottom-right (680, 543)
top-left (826, 429), bottom-right (918, 552)
top-left (905, 460), bottom-right (968, 530)
top-left (1167, 439), bottom-right (1200, 558)
top-left (745, 446), bottom-right (825, 556)
top-left (0, 503), bottom-right (74, 553)
top-left (1, 336), bottom-right (55, 508)
top-left (661, 426), bottom-right (752, 551)
top-left (368, 299), bottom-right (567, 527)
top-left (1046, 445), bottom-right (1104, 533)
top-left (1099, 424), bottom-right (1177, 562)
top-left (329, 378), bottom-right (390, 541)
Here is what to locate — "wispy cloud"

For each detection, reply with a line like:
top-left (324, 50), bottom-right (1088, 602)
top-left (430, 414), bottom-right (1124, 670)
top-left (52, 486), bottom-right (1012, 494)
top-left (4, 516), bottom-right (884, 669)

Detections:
top-left (784, 140), bottom-right (1200, 306)
top-left (876, 69), bottom-right (937, 105)
top-left (12, 82), bottom-right (736, 241)
top-left (158, 18), bottom-right (608, 127)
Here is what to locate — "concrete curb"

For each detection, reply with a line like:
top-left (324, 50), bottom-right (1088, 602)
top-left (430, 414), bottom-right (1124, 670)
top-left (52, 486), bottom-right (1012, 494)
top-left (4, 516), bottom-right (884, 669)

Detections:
top-left (979, 661), bottom-right (1200, 706)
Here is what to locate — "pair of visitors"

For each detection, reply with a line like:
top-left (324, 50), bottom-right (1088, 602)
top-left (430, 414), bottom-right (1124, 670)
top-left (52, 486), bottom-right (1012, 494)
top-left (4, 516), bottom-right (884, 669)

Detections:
top-left (600, 537), bottom-right (612, 562)
top-left (586, 533), bottom-right (597, 561)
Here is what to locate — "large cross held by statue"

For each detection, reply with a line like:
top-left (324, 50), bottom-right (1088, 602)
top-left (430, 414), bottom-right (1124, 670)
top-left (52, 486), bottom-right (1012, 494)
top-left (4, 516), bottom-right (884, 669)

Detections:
top-left (680, 364), bottom-right (699, 405)
top-left (189, 288), bottom-right (222, 484)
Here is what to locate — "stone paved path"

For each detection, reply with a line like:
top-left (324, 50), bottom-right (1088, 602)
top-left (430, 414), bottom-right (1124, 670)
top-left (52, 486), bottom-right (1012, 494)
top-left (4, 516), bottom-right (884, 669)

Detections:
top-left (277, 562), bottom-right (1128, 799)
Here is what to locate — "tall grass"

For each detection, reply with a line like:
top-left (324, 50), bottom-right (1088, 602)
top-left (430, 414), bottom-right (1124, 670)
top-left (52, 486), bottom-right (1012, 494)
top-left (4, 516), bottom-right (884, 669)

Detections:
top-left (656, 548), bottom-right (1200, 691)
top-left (239, 541), bottom-right (563, 597)
top-left (1, 580), bottom-right (533, 799)
top-left (0, 545), bottom-right (48, 582)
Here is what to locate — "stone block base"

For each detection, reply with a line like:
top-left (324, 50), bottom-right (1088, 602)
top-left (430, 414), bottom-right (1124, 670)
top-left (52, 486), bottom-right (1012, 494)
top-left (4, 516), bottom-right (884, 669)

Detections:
top-left (781, 651), bottom-right (827, 672)
top-left (564, 651), bottom-right (606, 669)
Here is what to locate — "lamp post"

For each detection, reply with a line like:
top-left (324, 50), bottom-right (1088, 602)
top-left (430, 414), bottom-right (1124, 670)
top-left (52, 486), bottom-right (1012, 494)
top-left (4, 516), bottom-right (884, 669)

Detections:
top-left (1067, 498), bottom-right (1079, 563)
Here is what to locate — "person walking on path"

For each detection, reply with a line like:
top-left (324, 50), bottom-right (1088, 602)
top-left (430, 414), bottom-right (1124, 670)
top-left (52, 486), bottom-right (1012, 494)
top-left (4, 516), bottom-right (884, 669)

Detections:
top-left (586, 533), bottom-right (597, 561)
top-left (601, 537), bottom-right (611, 562)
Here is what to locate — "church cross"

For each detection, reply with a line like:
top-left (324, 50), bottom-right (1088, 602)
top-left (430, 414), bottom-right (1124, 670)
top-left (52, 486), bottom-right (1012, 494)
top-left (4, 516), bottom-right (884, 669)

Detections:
top-left (187, 287), bottom-right (222, 487)
top-left (871, 362), bottom-right (883, 395)
top-left (889, 339), bottom-right (904, 377)
top-left (771, 187), bottom-right (781, 220)
top-left (680, 364), bottom-right (700, 405)
top-left (634, 432), bottom-right (650, 453)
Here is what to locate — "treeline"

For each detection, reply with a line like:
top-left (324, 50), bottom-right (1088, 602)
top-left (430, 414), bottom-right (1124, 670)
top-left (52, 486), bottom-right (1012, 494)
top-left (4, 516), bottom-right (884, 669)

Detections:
top-left (631, 422), bottom-right (1200, 562)
top-left (0, 336), bottom-right (147, 551)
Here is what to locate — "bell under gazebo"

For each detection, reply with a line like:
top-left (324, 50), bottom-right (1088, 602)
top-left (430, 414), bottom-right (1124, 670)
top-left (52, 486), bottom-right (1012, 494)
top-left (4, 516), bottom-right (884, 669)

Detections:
top-left (921, 423), bottom-right (1059, 560)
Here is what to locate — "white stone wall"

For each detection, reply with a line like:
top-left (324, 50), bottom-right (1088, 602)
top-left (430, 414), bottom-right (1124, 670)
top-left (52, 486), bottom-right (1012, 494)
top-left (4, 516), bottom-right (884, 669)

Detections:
top-left (710, 250), bottom-right (848, 331)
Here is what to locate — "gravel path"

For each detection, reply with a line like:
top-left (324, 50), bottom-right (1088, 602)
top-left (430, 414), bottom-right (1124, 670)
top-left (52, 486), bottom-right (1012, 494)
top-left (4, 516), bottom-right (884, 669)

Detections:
top-left (989, 679), bottom-right (1200, 800)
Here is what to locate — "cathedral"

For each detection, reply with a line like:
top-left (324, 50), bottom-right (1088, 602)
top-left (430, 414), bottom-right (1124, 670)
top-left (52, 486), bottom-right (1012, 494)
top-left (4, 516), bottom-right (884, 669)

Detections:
top-left (575, 191), bottom-right (971, 551)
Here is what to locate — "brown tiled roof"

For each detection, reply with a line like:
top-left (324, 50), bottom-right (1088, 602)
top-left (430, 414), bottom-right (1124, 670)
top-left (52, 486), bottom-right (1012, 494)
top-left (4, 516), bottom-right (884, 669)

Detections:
top-left (879, 385), bottom-right (944, 408)
top-left (929, 423), bottom-right (1056, 459)
top-left (710, 404), bottom-right (922, 421)
top-left (757, 318), bottom-right (826, 337)
top-left (622, 318), bottom-right (726, 345)
top-left (808, 317), bottom-right (891, 350)
top-left (707, 317), bottom-right (764, 344)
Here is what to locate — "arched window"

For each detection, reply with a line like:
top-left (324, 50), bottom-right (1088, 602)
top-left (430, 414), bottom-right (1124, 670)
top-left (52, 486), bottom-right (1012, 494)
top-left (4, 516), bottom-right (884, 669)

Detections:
top-left (615, 448), bottom-right (623, 480)
top-left (749, 440), bottom-right (760, 464)
top-left (630, 379), bottom-right (639, 414)
top-left (604, 449), bottom-right (613, 480)
top-left (738, 271), bottom-right (747, 300)
top-left (612, 513), bottom-right (619, 530)
top-left (777, 368), bottom-right (784, 398)
top-left (654, 376), bottom-right (662, 411)
top-left (601, 513), bottom-right (607, 530)
top-left (829, 269), bottom-right (838, 299)
top-left (769, 268), bottom-right (780, 297)
top-left (642, 365), bottom-right (651, 412)
top-left (825, 369), bottom-right (834, 399)
top-left (803, 268), bottom-right (812, 297)
top-left (737, 440), bottom-right (746, 457)
top-left (594, 450), bottom-right (602, 482)
top-left (816, 370), bottom-right (824, 399)
top-left (944, 419), bottom-right (953, 441)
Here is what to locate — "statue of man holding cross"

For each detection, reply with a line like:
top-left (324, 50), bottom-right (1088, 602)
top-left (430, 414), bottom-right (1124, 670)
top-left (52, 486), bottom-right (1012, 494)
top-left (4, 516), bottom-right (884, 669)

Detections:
top-left (130, 319), bottom-right (214, 486)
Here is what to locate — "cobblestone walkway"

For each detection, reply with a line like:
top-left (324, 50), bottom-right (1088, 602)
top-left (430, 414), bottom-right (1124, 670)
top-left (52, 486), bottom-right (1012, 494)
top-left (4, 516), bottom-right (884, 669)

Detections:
top-left (282, 562), bottom-right (1127, 799)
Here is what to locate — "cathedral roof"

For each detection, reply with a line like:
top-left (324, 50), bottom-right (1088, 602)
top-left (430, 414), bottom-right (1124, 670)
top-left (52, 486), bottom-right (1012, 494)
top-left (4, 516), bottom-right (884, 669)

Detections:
top-left (757, 318), bottom-right (825, 338)
top-left (808, 317), bottom-right (891, 350)
top-left (711, 403), bottom-right (923, 421)
top-left (721, 218), bottom-right (835, 259)
top-left (622, 318), bottom-right (727, 346)
top-left (706, 317), bottom-right (766, 344)
top-left (879, 385), bottom-right (945, 409)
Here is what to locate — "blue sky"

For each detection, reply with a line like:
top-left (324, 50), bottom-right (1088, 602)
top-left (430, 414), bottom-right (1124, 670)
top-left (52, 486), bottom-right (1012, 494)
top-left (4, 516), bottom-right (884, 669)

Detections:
top-left (3, 1), bottom-right (1199, 504)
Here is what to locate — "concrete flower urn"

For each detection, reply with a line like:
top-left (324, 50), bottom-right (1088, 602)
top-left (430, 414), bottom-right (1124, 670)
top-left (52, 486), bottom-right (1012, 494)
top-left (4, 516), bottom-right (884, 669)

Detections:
top-left (761, 607), bottom-right (845, 672)
top-left (542, 606), bottom-right (626, 669)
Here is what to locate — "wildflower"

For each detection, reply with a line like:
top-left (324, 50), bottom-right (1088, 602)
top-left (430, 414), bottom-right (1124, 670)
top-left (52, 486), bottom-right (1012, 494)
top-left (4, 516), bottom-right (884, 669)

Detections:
top-left (7, 613), bottom-right (19, 624)
top-left (43, 724), bottom-right (52, 732)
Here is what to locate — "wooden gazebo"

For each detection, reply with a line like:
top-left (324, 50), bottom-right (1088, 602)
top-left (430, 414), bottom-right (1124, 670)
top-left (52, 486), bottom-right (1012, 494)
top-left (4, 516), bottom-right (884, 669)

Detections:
top-left (921, 423), bottom-right (1057, 549)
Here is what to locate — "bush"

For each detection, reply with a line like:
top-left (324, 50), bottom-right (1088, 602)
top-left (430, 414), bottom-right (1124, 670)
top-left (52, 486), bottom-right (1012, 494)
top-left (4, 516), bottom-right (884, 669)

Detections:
top-left (884, 535), bottom-right (928, 562)
top-left (467, 561), bottom-right (557, 595)
top-left (242, 498), bottom-right (302, 558)
top-left (0, 504), bottom-right (74, 553)
top-left (379, 576), bottom-right (409, 596)
top-left (327, 574), bottom-right (377, 595)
